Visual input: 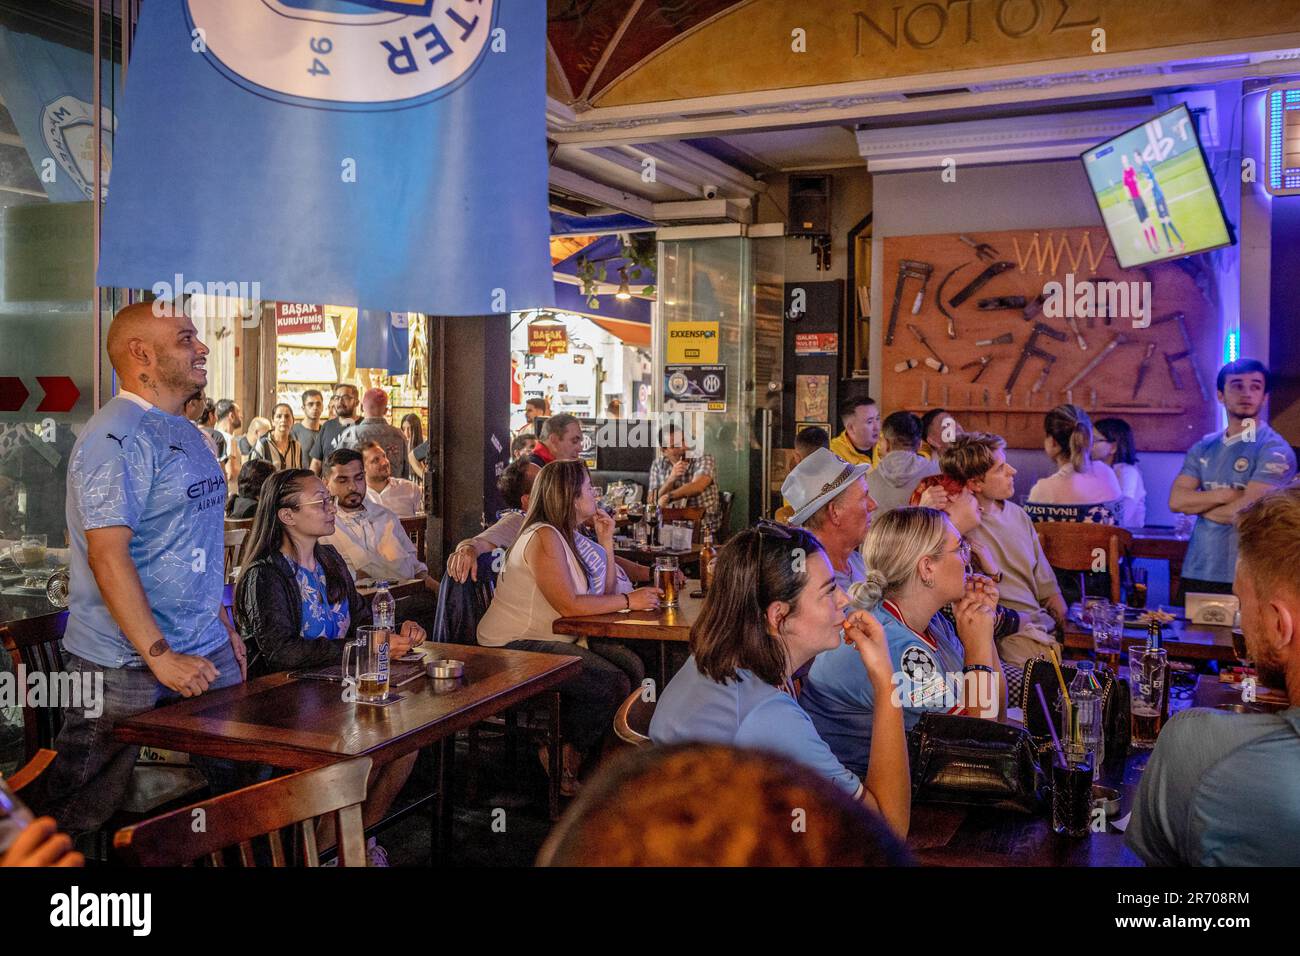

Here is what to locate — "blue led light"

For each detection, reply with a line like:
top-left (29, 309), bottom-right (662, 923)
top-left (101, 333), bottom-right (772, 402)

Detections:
top-left (1224, 329), bottom-right (1240, 364)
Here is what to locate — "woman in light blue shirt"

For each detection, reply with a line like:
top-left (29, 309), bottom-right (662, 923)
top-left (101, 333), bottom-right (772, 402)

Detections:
top-left (649, 522), bottom-right (911, 837)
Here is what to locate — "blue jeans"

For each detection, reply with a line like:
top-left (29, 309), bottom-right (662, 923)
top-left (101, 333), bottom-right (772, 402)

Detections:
top-left (34, 638), bottom-right (245, 834)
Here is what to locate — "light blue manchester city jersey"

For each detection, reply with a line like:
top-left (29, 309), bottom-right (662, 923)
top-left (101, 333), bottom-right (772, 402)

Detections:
top-left (65, 393), bottom-right (228, 667)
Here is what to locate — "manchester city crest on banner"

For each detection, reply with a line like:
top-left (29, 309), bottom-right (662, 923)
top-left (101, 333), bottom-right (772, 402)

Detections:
top-left (184, 0), bottom-right (496, 111)
top-left (41, 95), bottom-right (116, 200)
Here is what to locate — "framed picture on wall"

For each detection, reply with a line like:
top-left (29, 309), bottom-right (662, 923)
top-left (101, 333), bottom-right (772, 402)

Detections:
top-left (795, 375), bottom-right (829, 423)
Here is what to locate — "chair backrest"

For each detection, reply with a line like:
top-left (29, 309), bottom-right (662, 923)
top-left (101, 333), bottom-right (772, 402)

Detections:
top-left (223, 528), bottom-right (248, 582)
top-left (432, 551), bottom-right (498, 645)
top-left (661, 506), bottom-right (704, 534)
top-left (224, 516), bottom-right (254, 533)
top-left (1033, 522), bottom-right (1133, 603)
top-left (0, 611), bottom-right (69, 759)
top-left (113, 756), bottom-right (373, 867)
top-left (613, 688), bottom-right (655, 747)
top-left (5, 748), bottom-right (56, 796)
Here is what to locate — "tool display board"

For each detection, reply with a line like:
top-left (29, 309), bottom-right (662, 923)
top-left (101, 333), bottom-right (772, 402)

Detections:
top-left (880, 227), bottom-right (1219, 452)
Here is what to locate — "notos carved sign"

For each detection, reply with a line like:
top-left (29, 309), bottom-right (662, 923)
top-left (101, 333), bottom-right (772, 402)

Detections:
top-left (854, 0), bottom-right (1101, 52)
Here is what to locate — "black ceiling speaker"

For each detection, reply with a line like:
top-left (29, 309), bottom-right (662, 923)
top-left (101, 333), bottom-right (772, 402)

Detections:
top-left (788, 174), bottom-right (831, 237)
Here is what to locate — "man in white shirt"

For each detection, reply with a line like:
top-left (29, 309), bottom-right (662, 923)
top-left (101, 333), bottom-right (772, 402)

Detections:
top-left (362, 441), bottom-right (422, 517)
top-left (322, 448), bottom-right (437, 629)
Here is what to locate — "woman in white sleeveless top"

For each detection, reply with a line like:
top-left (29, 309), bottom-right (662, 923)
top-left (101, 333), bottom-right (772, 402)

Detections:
top-left (478, 460), bottom-right (661, 792)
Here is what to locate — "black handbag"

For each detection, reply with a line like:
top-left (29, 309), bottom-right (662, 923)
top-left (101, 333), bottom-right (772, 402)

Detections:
top-left (907, 713), bottom-right (1045, 813)
top-left (1020, 657), bottom-right (1131, 763)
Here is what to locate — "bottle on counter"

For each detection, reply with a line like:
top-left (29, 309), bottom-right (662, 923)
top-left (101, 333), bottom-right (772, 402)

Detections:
top-left (698, 528), bottom-right (717, 595)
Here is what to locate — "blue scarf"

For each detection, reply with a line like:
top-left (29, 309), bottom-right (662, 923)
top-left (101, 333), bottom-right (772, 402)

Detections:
top-left (572, 528), bottom-right (632, 595)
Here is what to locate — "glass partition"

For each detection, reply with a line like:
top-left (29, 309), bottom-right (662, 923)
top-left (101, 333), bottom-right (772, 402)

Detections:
top-left (0, 2), bottom-right (123, 774)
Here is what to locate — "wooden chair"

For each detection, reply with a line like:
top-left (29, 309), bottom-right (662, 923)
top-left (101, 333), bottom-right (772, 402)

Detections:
top-left (613, 688), bottom-right (656, 747)
top-left (223, 516), bottom-right (254, 533)
top-left (6, 748), bottom-right (56, 796)
top-left (0, 611), bottom-right (208, 822)
top-left (660, 506), bottom-right (704, 535)
top-left (113, 757), bottom-right (372, 867)
top-left (223, 528), bottom-right (247, 583)
top-left (1033, 522), bottom-right (1134, 604)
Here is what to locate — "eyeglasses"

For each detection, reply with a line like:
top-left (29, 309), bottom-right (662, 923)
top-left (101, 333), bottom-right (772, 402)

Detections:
top-left (291, 494), bottom-right (337, 512)
top-left (944, 538), bottom-right (972, 565)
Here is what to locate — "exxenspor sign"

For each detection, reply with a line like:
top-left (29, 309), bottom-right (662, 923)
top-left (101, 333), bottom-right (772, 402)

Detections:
top-left (666, 321), bottom-right (719, 364)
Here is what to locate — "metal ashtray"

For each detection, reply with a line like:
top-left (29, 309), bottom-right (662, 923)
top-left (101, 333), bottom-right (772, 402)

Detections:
top-left (1092, 785), bottom-right (1120, 817)
top-left (1215, 703), bottom-right (1265, 714)
top-left (426, 658), bottom-right (465, 679)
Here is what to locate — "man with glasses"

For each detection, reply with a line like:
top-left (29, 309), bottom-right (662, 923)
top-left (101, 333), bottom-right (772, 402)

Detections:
top-left (310, 383), bottom-right (360, 476)
top-left (782, 448), bottom-right (877, 591)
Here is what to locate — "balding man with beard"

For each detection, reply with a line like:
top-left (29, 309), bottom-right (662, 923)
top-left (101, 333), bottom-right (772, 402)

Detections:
top-left (31, 302), bottom-right (248, 835)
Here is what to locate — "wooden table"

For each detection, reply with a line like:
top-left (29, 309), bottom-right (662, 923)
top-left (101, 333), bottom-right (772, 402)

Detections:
top-left (553, 591), bottom-right (702, 688)
top-left (1063, 616), bottom-right (1236, 664)
top-left (114, 644), bottom-right (580, 855)
top-left (614, 544), bottom-right (702, 573)
top-left (910, 671), bottom-right (1290, 866)
top-left (908, 752), bottom-right (1146, 866)
top-left (1130, 527), bottom-right (1190, 601)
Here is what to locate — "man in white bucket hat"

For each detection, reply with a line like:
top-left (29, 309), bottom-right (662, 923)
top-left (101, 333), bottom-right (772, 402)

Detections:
top-left (781, 447), bottom-right (877, 591)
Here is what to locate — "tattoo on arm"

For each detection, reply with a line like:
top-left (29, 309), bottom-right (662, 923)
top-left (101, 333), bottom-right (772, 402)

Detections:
top-left (148, 639), bottom-right (170, 658)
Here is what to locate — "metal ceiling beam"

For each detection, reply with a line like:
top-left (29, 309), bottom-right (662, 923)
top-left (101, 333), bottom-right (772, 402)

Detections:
top-left (548, 165), bottom-right (655, 220)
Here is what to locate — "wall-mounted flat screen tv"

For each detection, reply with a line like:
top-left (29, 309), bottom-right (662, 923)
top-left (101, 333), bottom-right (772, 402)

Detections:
top-left (1081, 104), bottom-right (1234, 269)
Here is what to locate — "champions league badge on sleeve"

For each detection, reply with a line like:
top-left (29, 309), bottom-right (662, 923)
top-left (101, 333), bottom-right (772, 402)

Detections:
top-left (184, 0), bottom-right (497, 111)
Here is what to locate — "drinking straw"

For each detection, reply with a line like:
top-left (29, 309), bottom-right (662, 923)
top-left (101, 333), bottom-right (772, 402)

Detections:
top-left (1035, 683), bottom-right (1066, 763)
top-left (1047, 643), bottom-right (1072, 712)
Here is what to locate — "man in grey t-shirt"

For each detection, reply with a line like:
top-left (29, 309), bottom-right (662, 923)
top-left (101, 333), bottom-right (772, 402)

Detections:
top-left (340, 387), bottom-right (408, 479)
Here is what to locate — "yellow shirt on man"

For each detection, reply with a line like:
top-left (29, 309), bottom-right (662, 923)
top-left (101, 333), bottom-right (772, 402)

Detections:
top-left (830, 431), bottom-right (875, 468)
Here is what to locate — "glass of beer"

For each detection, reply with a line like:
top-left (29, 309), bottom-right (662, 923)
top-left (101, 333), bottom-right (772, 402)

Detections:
top-left (654, 555), bottom-right (679, 609)
top-left (1127, 645), bottom-right (1167, 749)
top-left (1128, 567), bottom-right (1149, 610)
top-left (342, 625), bottom-right (391, 703)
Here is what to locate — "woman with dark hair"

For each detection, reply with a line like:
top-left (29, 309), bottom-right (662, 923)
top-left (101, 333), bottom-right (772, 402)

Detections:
top-left (1026, 403), bottom-right (1121, 522)
top-left (233, 468), bottom-right (424, 865)
top-left (250, 403), bottom-right (303, 470)
top-left (400, 413), bottom-right (425, 481)
top-left (649, 523), bottom-right (911, 837)
top-left (1093, 417), bottom-right (1146, 527)
top-left (478, 459), bottom-right (662, 793)
top-left (225, 458), bottom-right (275, 519)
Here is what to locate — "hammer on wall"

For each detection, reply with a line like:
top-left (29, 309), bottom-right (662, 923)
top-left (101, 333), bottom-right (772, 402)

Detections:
top-left (886, 259), bottom-right (934, 346)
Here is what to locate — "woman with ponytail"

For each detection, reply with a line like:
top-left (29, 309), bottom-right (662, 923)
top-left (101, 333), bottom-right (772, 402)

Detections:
top-left (1026, 404), bottom-right (1122, 521)
top-left (801, 508), bottom-right (1006, 775)
top-left (649, 522), bottom-right (911, 837)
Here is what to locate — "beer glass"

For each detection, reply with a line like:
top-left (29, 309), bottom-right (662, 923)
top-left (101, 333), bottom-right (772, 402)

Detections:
top-left (342, 625), bottom-right (391, 703)
top-left (1128, 645), bottom-right (1167, 749)
top-left (654, 555), bottom-right (679, 609)
top-left (8, 535), bottom-right (47, 586)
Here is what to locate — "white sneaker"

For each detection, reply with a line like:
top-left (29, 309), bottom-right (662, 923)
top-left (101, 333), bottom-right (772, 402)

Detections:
top-left (365, 837), bottom-right (390, 867)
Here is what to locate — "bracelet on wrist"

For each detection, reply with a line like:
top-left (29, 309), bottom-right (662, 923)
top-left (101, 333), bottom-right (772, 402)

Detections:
top-left (623, 592), bottom-right (631, 609)
top-left (962, 663), bottom-right (995, 674)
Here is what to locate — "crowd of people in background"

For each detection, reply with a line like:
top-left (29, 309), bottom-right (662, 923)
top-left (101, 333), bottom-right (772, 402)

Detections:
top-left (8, 299), bottom-right (1299, 870)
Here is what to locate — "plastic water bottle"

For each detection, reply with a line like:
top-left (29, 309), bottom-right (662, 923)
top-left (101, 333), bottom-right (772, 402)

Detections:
top-left (373, 582), bottom-right (395, 631)
top-left (1064, 660), bottom-right (1105, 780)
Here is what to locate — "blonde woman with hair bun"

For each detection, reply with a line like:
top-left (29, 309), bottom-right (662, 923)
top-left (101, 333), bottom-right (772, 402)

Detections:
top-left (801, 507), bottom-right (1007, 774)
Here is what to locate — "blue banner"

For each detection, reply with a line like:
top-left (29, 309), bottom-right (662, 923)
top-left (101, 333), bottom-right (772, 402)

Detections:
top-left (98, 0), bottom-right (552, 317)
top-left (355, 310), bottom-right (410, 373)
top-left (0, 27), bottom-right (117, 203)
